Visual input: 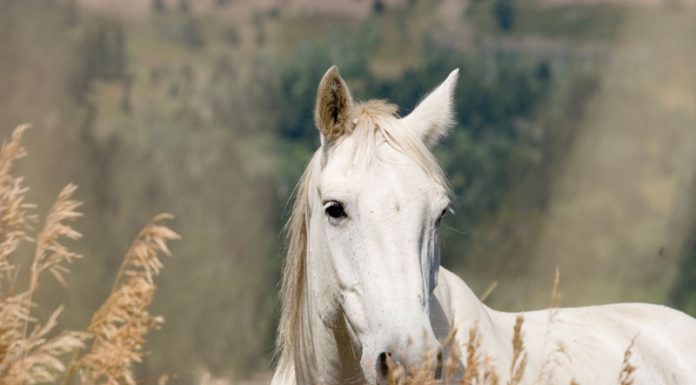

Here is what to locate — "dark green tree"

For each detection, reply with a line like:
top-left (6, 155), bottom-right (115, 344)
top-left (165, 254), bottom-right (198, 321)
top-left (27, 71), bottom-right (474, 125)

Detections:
top-left (69, 20), bottom-right (128, 102)
top-left (494, 0), bottom-right (515, 32)
top-left (373, 0), bottom-right (386, 14)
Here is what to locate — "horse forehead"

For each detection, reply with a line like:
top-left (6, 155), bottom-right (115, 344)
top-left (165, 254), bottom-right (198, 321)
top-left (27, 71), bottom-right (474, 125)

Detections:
top-left (368, 145), bottom-right (440, 195)
top-left (319, 141), bottom-right (431, 194)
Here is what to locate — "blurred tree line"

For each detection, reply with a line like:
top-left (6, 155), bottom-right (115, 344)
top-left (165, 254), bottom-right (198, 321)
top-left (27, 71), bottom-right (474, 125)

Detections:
top-left (2, 0), bottom-right (696, 383)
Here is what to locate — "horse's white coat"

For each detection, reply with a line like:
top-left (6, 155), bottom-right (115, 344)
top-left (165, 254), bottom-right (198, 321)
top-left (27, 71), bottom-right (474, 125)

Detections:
top-left (271, 67), bottom-right (696, 385)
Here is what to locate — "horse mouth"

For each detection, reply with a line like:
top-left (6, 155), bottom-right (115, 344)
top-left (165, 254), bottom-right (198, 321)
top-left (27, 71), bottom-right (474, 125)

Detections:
top-left (375, 350), bottom-right (444, 385)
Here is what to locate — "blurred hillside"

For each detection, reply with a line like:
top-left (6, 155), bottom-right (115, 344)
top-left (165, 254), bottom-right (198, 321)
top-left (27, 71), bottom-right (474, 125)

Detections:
top-left (1, 0), bottom-right (695, 383)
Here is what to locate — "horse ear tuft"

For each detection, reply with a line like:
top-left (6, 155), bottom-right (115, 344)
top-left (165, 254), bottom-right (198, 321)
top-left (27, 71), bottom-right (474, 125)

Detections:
top-left (315, 66), bottom-right (353, 143)
top-left (400, 69), bottom-right (459, 147)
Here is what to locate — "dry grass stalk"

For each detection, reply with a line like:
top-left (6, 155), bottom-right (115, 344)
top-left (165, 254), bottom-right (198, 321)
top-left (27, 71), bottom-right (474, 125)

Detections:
top-left (548, 268), bottom-right (560, 322)
top-left (617, 337), bottom-right (637, 385)
top-left (462, 326), bottom-right (481, 385)
top-left (478, 281), bottom-right (498, 303)
top-left (508, 316), bottom-right (528, 385)
top-left (0, 126), bottom-right (89, 385)
top-left (479, 357), bottom-right (500, 385)
top-left (2, 307), bottom-right (88, 385)
top-left (29, 184), bottom-right (83, 289)
top-left (0, 293), bottom-right (32, 367)
top-left (452, 325), bottom-right (498, 385)
top-left (110, 213), bottom-right (179, 290)
top-left (385, 352), bottom-right (406, 385)
top-left (534, 340), bottom-right (572, 385)
top-left (441, 329), bottom-right (459, 385)
top-left (0, 124), bottom-right (35, 282)
top-left (78, 214), bottom-right (179, 385)
top-left (0, 125), bottom-right (178, 385)
top-left (549, 269), bottom-right (560, 307)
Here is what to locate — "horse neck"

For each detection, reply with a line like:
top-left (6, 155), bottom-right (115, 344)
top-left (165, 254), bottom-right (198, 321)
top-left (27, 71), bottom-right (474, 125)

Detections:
top-left (435, 267), bottom-right (513, 361)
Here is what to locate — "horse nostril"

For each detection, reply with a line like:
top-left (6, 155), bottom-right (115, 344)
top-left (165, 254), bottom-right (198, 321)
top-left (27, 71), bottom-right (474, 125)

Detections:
top-left (435, 351), bottom-right (443, 380)
top-left (377, 352), bottom-right (391, 378)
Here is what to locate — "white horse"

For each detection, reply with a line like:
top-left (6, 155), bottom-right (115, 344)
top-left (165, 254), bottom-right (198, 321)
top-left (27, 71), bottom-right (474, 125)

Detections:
top-left (270, 66), bottom-right (696, 385)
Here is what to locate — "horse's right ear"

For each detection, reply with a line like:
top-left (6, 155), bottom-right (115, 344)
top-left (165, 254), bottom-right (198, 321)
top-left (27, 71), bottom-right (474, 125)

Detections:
top-left (315, 66), bottom-right (353, 144)
top-left (400, 69), bottom-right (459, 147)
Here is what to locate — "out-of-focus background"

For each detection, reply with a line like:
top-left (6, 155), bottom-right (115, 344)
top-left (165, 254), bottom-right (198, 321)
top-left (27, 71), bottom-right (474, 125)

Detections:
top-left (1, 0), bottom-right (696, 383)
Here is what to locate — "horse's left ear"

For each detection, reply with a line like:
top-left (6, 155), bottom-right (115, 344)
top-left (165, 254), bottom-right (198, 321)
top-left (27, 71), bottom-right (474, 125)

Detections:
top-left (315, 65), bottom-right (354, 145)
top-left (401, 69), bottom-right (459, 147)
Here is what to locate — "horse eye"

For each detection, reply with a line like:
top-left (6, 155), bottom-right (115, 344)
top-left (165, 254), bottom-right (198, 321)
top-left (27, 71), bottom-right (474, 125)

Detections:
top-left (436, 207), bottom-right (449, 224)
top-left (324, 201), bottom-right (347, 219)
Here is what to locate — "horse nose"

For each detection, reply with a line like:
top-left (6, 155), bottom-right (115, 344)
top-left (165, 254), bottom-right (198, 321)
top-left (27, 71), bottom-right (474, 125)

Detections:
top-left (435, 350), bottom-right (443, 380)
top-left (376, 352), bottom-right (391, 380)
top-left (376, 351), bottom-right (403, 384)
top-left (375, 350), bottom-right (443, 383)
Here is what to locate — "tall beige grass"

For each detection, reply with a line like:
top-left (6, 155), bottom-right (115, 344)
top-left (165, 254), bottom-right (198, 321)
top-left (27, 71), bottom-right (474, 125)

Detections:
top-left (384, 273), bottom-right (637, 385)
top-left (0, 125), bottom-right (179, 385)
top-left (384, 315), bottom-right (637, 385)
